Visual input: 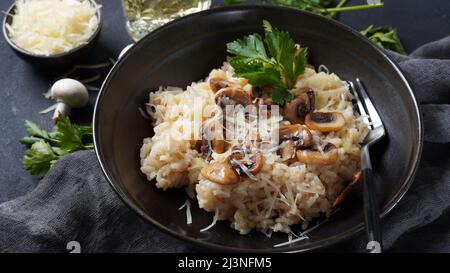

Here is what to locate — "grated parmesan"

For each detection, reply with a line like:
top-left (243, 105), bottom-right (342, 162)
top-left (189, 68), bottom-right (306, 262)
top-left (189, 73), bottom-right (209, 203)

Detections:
top-left (7, 0), bottom-right (100, 56)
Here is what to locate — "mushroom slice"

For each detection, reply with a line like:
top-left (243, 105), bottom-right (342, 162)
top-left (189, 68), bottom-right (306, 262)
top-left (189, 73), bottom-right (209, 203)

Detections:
top-left (195, 139), bottom-right (211, 160)
top-left (252, 86), bottom-right (274, 105)
top-left (279, 124), bottom-right (313, 149)
top-left (209, 77), bottom-right (231, 92)
top-left (195, 139), bottom-right (228, 160)
top-left (278, 124), bottom-right (313, 163)
top-left (305, 112), bottom-right (345, 132)
top-left (251, 86), bottom-right (264, 99)
top-left (212, 139), bottom-right (227, 154)
top-left (332, 171), bottom-right (362, 208)
top-left (200, 162), bottom-right (240, 185)
top-left (215, 87), bottom-right (252, 107)
top-left (283, 88), bottom-right (315, 124)
top-left (296, 143), bottom-right (339, 165)
top-left (279, 140), bottom-right (297, 163)
top-left (198, 120), bottom-right (229, 158)
top-left (228, 146), bottom-right (264, 177)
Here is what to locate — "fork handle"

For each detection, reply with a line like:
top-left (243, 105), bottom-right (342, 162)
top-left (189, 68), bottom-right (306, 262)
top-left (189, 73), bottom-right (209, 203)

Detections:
top-left (362, 166), bottom-right (383, 253)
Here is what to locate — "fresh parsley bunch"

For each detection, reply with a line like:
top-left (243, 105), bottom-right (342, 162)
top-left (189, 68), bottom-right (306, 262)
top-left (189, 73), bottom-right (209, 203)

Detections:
top-left (361, 25), bottom-right (405, 54)
top-left (270, 0), bottom-right (335, 17)
top-left (226, 20), bottom-right (308, 104)
top-left (20, 116), bottom-right (94, 175)
top-left (224, 1), bottom-right (384, 19)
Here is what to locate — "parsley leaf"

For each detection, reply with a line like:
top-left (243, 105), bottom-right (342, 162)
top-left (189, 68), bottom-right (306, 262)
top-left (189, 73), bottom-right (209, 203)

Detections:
top-left (22, 140), bottom-right (59, 175)
top-left (361, 25), bottom-right (406, 54)
top-left (227, 33), bottom-right (271, 63)
top-left (229, 58), bottom-right (285, 88)
top-left (23, 120), bottom-right (52, 142)
top-left (51, 116), bottom-right (85, 152)
top-left (269, 0), bottom-right (384, 18)
top-left (20, 116), bottom-right (93, 176)
top-left (270, 86), bottom-right (294, 104)
top-left (270, 0), bottom-right (334, 16)
top-left (226, 20), bottom-right (308, 104)
top-left (263, 20), bottom-right (306, 88)
top-left (223, 0), bottom-right (246, 5)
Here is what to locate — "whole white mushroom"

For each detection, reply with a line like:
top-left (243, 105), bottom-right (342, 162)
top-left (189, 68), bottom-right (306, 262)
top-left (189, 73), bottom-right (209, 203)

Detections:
top-left (50, 78), bottom-right (89, 121)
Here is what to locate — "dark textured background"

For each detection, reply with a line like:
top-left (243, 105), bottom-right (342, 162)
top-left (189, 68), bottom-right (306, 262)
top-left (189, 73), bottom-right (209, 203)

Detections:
top-left (0, 0), bottom-right (449, 251)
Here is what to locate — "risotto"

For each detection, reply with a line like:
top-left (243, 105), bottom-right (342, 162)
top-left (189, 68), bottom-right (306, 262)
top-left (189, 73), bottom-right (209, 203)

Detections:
top-left (140, 62), bottom-right (369, 235)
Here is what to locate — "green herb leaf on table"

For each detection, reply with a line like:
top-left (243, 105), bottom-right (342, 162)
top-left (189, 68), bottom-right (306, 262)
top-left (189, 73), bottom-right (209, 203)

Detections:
top-left (226, 20), bottom-right (307, 104)
top-left (22, 140), bottom-right (59, 176)
top-left (51, 116), bottom-right (85, 152)
top-left (269, 0), bottom-right (384, 18)
top-left (270, 0), bottom-right (335, 16)
top-left (24, 120), bottom-right (52, 142)
top-left (20, 116), bottom-right (93, 176)
top-left (223, 0), bottom-right (246, 5)
top-left (361, 25), bottom-right (406, 54)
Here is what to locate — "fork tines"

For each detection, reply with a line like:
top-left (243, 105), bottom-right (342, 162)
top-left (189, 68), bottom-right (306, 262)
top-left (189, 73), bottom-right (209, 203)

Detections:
top-left (348, 80), bottom-right (371, 128)
top-left (355, 79), bottom-right (384, 130)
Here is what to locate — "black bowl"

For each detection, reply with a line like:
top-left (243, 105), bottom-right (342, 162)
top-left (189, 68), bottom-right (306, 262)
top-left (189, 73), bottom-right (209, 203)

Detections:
top-left (2, 0), bottom-right (102, 68)
top-left (93, 5), bottom-right (422, 252)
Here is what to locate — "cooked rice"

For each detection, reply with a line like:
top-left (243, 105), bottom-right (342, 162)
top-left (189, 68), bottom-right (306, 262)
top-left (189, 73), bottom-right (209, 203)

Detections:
top-left (140, 62), bottom-right (369, 234)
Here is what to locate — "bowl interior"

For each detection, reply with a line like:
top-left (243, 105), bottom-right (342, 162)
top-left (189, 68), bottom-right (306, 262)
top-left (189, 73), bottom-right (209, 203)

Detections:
top-left (94, 6), bottom-right (422, 252)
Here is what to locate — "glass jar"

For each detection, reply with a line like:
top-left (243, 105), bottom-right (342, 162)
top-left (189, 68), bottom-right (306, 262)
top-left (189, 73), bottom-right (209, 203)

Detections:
top-left (122, 0), bottom-right (211, 41)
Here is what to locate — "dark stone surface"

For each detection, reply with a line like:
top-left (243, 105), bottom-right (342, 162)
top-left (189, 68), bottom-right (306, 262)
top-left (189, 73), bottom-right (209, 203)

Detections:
top-left (0, 0), bottom-right (448, 206)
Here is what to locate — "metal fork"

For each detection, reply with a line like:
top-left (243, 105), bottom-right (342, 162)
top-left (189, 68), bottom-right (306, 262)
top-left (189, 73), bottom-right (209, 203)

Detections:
top-left (348, 78), bottom-right (385, 253)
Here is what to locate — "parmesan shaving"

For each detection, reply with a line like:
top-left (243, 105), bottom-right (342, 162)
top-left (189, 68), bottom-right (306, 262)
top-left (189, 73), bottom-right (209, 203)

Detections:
top-left (43, 89), bottom-right (52, 99)
top-left (39, 103), bottom-right (58, 114)
top-left (273, 235), bottom-right (309, 247)
top-left (273, 209), bottom-right (341, 247)
top-left (178, 199), bottom-right (192, 225)
top-left (200, 208), bottom-right (219, 232)
top-left (7, 0), bottom-right (100, 56)
top-left (138, 107), bottom-right (150, 120)
top-left (318, 64), bottom-right (330, 74)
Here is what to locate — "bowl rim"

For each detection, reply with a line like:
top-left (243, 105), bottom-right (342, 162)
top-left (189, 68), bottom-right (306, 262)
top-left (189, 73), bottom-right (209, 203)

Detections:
top-left (2, 0), bottom-right (102, 59)
top-left (93, 4), bottom-right (423, 252)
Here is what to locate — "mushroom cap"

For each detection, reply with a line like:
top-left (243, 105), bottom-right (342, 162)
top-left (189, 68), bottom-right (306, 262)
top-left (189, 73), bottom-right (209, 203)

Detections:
top-left (209, 77), bottom-right (231, 92)
top-left (284, 88), bottom-right (315, 124)
top-left (305, 112), bottom-right (345, 132)
top-left (296, 143), bottom-right (339, 165)
top-left (201, 119), bottom-right (229, 155)
top-left (228, 146), bottom-right (264, 176)
top-left (51, 78), bottom-right (89, 108)
top-left (200, 162), bottom-right (240, 185)
top-left (215, 87), bottom-right (252, 107)
top-left (278, 124), bottom-right (313, 148)
top-left (279, 139), bottom-right (297, 163)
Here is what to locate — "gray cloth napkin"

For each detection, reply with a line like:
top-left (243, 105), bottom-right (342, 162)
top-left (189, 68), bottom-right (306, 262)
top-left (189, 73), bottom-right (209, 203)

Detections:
top-left (1, 37), bottom-right (449, 253)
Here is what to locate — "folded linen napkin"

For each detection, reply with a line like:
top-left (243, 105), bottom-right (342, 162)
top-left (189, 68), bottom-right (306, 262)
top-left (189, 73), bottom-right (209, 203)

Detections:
top-left (1, 37), bottom-right (449, 253)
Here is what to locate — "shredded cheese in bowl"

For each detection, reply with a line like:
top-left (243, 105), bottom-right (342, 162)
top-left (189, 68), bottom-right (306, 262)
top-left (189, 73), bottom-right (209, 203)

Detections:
top-left (6, 0), bottom-right (101, 56)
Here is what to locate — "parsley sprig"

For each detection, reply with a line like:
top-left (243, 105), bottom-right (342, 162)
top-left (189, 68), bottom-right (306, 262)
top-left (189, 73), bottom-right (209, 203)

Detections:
top-left (20, 116), bottom-right (94, 175)
top-left (361, 25), bottom-right (405, 54)
top-left (223, 0), bottom-right (246, 5)
top-left (224, 0), bottom-right (385, 18)
top-left (226, 20), bottom-right (307, 104)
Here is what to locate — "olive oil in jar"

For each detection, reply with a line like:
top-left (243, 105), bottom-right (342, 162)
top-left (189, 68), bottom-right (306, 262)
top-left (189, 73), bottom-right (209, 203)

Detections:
top-left (122, 0), bottom-right (211, 41)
